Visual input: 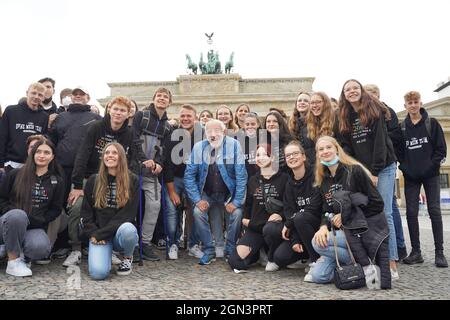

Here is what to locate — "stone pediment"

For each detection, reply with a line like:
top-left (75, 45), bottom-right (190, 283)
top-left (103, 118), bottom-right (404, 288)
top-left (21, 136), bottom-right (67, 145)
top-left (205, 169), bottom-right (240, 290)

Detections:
top-left (99, 74), bottom-right (314, 118)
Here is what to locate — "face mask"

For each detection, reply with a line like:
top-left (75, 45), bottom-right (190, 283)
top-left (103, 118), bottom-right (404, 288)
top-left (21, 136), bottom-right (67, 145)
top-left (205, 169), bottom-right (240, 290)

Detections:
top-left (62, 96), bottom-right (72, 106)
top-left (320, 155), bottom-right (340, 167)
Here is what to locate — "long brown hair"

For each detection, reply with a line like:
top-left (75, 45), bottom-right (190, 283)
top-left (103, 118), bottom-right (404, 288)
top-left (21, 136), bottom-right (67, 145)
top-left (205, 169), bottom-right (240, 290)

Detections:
top-left (13, 140), bottom-right (61, 213)
top-left (314, 136), bottom-right (372, 187)
top-left (288, 91), bottom-right (310, 137)
top-left (306, 92), bottom-right (336, 141)
top-left (338, 79), bottom-right (389, 134)
top-left (94, 142), bottom-right (130, 209)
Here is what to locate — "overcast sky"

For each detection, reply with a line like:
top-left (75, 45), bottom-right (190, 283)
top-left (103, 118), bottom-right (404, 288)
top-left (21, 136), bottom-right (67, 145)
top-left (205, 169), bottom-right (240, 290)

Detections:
top-left (0, 0), bottom-right (449, 112)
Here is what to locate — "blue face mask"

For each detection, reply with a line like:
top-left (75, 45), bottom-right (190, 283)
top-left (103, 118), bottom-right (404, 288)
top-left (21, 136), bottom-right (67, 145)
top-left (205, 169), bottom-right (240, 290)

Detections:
top-left (320, 155), bottom-right (340, 167)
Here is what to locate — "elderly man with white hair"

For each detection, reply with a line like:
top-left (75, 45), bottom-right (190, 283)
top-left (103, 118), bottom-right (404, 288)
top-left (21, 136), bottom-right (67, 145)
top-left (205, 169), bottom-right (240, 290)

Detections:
top-left (184, 119), bottom-right (247, 265)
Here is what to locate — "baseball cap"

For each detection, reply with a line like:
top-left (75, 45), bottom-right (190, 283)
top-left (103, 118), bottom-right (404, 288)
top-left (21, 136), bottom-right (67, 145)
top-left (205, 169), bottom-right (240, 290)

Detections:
top-left (72, 86), bottom-right (90, 96)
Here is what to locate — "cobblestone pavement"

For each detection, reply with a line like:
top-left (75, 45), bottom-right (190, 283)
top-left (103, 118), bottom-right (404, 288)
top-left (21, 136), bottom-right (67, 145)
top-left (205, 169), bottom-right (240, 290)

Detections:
top-left (0, 216), bottom-right (449, 300)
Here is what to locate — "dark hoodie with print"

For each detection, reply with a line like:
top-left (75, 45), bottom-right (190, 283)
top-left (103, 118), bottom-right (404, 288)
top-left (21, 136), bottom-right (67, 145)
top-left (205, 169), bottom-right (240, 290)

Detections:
top-left (0, 102), bottom-right (49, 167)
top-left (80, 172), bottom-right (139, 241)
top-left (244, 171), bottom-right (288, 234)
top-left (340, 108), bottom-right (396, 176)
top-left (398, 108), bottom-right (446, 181)
top-left (283, 167), bottom-right (322, 246)
top-left (71, 114), bottom-right (137, 189)
top-left (0, 169), bottom-right (64, 230)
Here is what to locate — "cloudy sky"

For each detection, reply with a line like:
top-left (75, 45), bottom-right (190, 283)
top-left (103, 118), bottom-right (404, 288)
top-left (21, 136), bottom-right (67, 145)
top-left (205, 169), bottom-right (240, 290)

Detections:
top-left (0, 0), bottom-right (448, 112)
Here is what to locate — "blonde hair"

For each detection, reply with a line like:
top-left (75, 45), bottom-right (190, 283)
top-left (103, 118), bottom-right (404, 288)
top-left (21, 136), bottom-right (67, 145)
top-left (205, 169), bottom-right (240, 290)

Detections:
top-left (94, 143), bottom-right (130, 208)
top-left (314, 136), bottom-right (372, 187)
top-left (306, 92), bottom-right (336, 141)
top-left (404, 91), bottom-right (421, 102)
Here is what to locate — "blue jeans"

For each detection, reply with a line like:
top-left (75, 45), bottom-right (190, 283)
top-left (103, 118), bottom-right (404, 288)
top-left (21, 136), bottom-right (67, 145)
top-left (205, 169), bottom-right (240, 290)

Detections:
top-left (311, 230), bottom-right (352, 283)
top-left (192, 192), bottom-right (243, 257)
top-left (164, 177), bottom-right (198, 247)
top-left (88, 222), bottom-right (138, 280)
top-left (392, 193), bottom-right (405, 249)
top-left (376, 162), bottom-right (398, 260)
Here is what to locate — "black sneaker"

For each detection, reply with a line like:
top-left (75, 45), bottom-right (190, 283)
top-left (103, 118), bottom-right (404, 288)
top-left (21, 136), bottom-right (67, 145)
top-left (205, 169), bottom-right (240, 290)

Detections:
top-left (34, 257), bottom-right (51, 265)
top-left (403, 250), bottom-right (424, 264)
top-left (156, 239), bottom-right (166, 251)
top-left (435, 253), bottom-right (448, 268)
top-left (397, 246), bottom-right (408, 261)
top-left (116, 258), bottom-right (133, 276)
top-left (132, 247), bottom-right (142, 263)
top-left (142, 243), bottom-right (160, 261)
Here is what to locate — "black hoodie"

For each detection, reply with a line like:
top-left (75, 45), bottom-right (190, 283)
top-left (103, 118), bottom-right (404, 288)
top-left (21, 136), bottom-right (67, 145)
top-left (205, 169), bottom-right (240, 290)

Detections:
top-left (319, 163), bottom-right (384, 227)
top-left (0, 169), bottom-right (64, 230)
top-left (71, 114), bottom-right (137, 189)
top-left (283, 167), bottom-right (322, 229)
top-left (80, 172), bottom-right (139, 241)
top-left (0, 102), bottom-right (49, 167)
top-left (244, 171), bottom-right (288, 234)
top-left (49, 104), bottom-right (101, 168)
top-left (340, 108), bottom-right (396, 176)
top-left (398, 108), bottom-right (446, 181)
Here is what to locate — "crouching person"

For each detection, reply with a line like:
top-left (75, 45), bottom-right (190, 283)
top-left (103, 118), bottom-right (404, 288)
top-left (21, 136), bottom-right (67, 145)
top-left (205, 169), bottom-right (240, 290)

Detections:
top-left (79, 143), bottom-right (139, 280)
top-left (0, 140), bottom-right (64, 277)
top-left (311, 136), bottom-right (391, 289)
top-left (228, 144), bottom-right (288, 272)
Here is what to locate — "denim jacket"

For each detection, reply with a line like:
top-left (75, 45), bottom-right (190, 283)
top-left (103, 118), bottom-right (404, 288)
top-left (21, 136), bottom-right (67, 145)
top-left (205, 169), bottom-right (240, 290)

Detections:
top-left (184, 136), bottom-right (247, 208)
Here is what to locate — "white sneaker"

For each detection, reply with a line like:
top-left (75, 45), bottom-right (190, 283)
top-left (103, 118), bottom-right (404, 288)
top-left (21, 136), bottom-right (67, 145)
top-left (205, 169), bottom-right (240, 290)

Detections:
top-left (303, 273), bottom-right (313, 282)
top-left (265, 261), bottom-right (279, 272)
top-left (303, 262), bottom-right (316, 282)
top-left (188, 244), bottom-right (204, 259)
top-left (62, 250), bottom-right (81, 267)
top-left (111, 253), bottom-right (121, 265)
top-left (233, 268), bottom-right (248, 274)
top-left (390, 268), bottom-right (399, 281)
top-left (257, 249), bottom-right (268, 267)
top-left (6, 258), bottom-right (32, 277)
top-left (168, 244), bottom-right (178, 260)
top-left (215, 246), bottom-right (224, 258)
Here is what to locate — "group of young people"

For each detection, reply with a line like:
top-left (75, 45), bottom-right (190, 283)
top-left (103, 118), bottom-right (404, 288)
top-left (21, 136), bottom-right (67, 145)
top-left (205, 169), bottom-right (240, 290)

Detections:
top-left (0, 78), bottom-right (447, 291)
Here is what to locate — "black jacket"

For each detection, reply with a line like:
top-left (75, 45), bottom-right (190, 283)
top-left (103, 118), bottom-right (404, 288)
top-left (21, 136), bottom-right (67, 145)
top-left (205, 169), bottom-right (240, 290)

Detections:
top-left (164, 122), bottom-right (204, 183)
top-left (340, 108), bottom-right (396, 176)
top-left (41, 101), bottom-right (58, 115)
top-left (244, 171), bottom-right (288, 234)
top-left (132, 104), bottom-right (172, 176)
top-left (80, 172), bottom-right (139, 241)
top-left (294, 118), bottom-right (316, 166)
top-left (398, 108), bottom-right (447, 181)
top-left (0, 102), bottom-right (49, 167)
top-left (319, 164), bottom-right (384, 227)
top-left (71, 114), bottom-right (138, 189)
top-left (385, 104), bottom-right (402, 161)
top-left (0, 169), bottom-right (64, 230)
top-left (49, 104), bottom-right (101, 167)
top-left (333, 190), bottom-right (391, 289)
